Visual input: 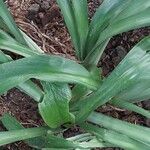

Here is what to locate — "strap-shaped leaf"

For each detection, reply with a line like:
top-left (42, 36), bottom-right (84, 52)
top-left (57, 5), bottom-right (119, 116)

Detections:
top-left (0, 17), bottom-right (9, 31)
top-left (0, 50), bottom-right (11, 63)
top-left (85, 0), bottom-right (130, 56)
top-left (20, 30), bottom-right (44, 53)
top-left (66, 133), bottom-right (113, 149)
top-left (0, 1), bottom-right (43, 54)
top-left (1, 114), bottom-right (46, 149)
top-left (1, 114), bottom-right (80, 149)
top-left (0, 127), bottom-right (47, 146)
top-left (1, 114), bottom-right (107, 149)
top-left (18, 80), bottom-right (44, 102)
top-left (0, 123), bottom-right (79, 149)
top-left (39, 82), bottom-right (74, 128)
top-left (97, 8), bottom-right (150, 44)
top-left (0, 50), bottom-right (44, 102)
top-left (116, 37), bottom-right (150, 102)
top-left (43, 134), bottom-right (81, 149)
top-left (1, 113), bottom-right (23, 130)
top-left (0, 0), bottom-right (43, 54)
top-left (71, 66), bottom-right (102, 104)
top-left (75, 37), bottom-right (150, 122)
top-left (0, 30), bottom-right (40, 57)
top-left (71, 0), bottom-right (89, 59)
top-left (57, 0), bottom-right (89, 60)
top-left (56, 0), bottom-right (80, 59)
top-left (113, 0), bottom-right (150, 22)
top-left (88, 112), bottom-right (150, 145)
top-left (83, 39), bottom-right (109, 66)
top-left (81, 123), bottom-right (150, 150)
top-left (0, 55), bottom-right (98, 95)
top-left (111, 99), bottom-right (150, 118)
top-left (85, 0), bottom-right (150, 65)
top-left (0, 0), bottom-right (26, 44)
top-left (1, 113), bottom-right (44, 149)
top-left (117, 83), bottom-right (150, 103)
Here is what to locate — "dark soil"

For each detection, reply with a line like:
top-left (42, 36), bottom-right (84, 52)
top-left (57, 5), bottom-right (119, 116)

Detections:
top-left (1, 0), bottom-right (150, 149)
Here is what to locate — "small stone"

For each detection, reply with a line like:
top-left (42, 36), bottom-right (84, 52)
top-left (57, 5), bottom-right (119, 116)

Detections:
top-left (34, 0), bottom-right (42, 4)
top-left (41, 1), bottom-right (50, 10)
top-left (28, 3), bottom-right (40, 13)
top-left (116, 46), bottom-right (127, 59)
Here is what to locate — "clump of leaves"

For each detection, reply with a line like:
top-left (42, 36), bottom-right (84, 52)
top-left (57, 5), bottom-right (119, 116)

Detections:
top-left (0, 0), bottom-right (150, 149)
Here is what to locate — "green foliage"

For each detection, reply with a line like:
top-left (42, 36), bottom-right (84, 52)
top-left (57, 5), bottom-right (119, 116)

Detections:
top-left (39, 82), bottom-right (74, 128)
top-left (81, 122), bottom-right (150, 150)
top-left (0, 0), bottom-right (150, 149)
top-left (0, 54), bottom-right (97, 94)
top-left (88, 112), bottom-right (150, 145)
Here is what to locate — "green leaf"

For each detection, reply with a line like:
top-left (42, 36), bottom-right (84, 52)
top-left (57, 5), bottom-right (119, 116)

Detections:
top-left (83, 39), bottom-right (109, 66)
top-left (111, 99), bottom-right (150, 118)
top-left (71, 84), bottom-right (89, 103)
top-left (85, 0), bottom-right (150, 65)
top-left (113, 0), bottom-right (150, 22)
top-left (0, 50), bottom-right (44, 102)
top-left (57, 0), bottom-right (89, 60)
top-left (71, 66), bottom-right (101, 103)
top-left (0, 2), bottom-right (43, 54)
top-left (67, 133), bottom-right (114, 149)
top-left (75, 36), bottom-right (150, 122)
top-left (39, 82), bottom-right (74, 128)
top-left (117, 83), bottom-right (150, 103)
top-left (81, 123), bottom-right (150, 150)
top-left (42, 134), bottom-right (81, 149)
top-left (0, 0), bottom-right (26, 44)
top-left (85, 0), bottom-right (130, 56)
top-left (0, 55), bottom-right (98, 95)
top-left (0, 30), bottom-right (40, 57)
top-left (0, 127), bottom-right (47, 146)
top-left (56, 0), bottom-right (80, 59)
top-left (1, 113), bottom-right (23, 130)
top-left (0, 24), bottom-right (70, 119)
top-left (86, 36), bottom-right (150, 107)
top-left (71, 0), bottom-right (89, 59)
top-left (20, 30), bottom-right (44, 53)
top-left (1, 113), bottom-right (65, 149)
top-left (0, 121), bottom-right (78, 149)
top-left (0, 114), bottom-right (118, 149)
top-left (97, 8), bottom-right (150, 44)
top-left (1, 113), bottom-right (45, 149)
top-left (116, 36), bottom-right (150, 102)
top-left (1, 115), bottom-right (113, 149)
top-left (88, 112), bottom-right (150, 145)
top-left (0, 50), bottom-right (11, 63)
top-left (70, 66), bottom-right (102, 112)
top-left (0, 17), bottom-right (9, 31)
top-left (18, 80), bottom-right (44, 102)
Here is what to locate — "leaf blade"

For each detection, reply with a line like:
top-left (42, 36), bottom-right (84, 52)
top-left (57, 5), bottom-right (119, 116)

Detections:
top-left (81, 123), bottom-right (150, 150)
top-left (39, 82), bottom-right (74, 128)
top-left (88, 112), bottom-right (150, 145)
top-left (0, 0), bottom-right (26, 44)
top-left (71, 0), bottom-right (89, 59)
top-left (0, 55), bottom-right (98, 95)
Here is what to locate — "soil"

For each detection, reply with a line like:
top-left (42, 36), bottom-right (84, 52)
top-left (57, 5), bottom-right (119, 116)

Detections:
top-left (0, 0), bottom-right (150, 149)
